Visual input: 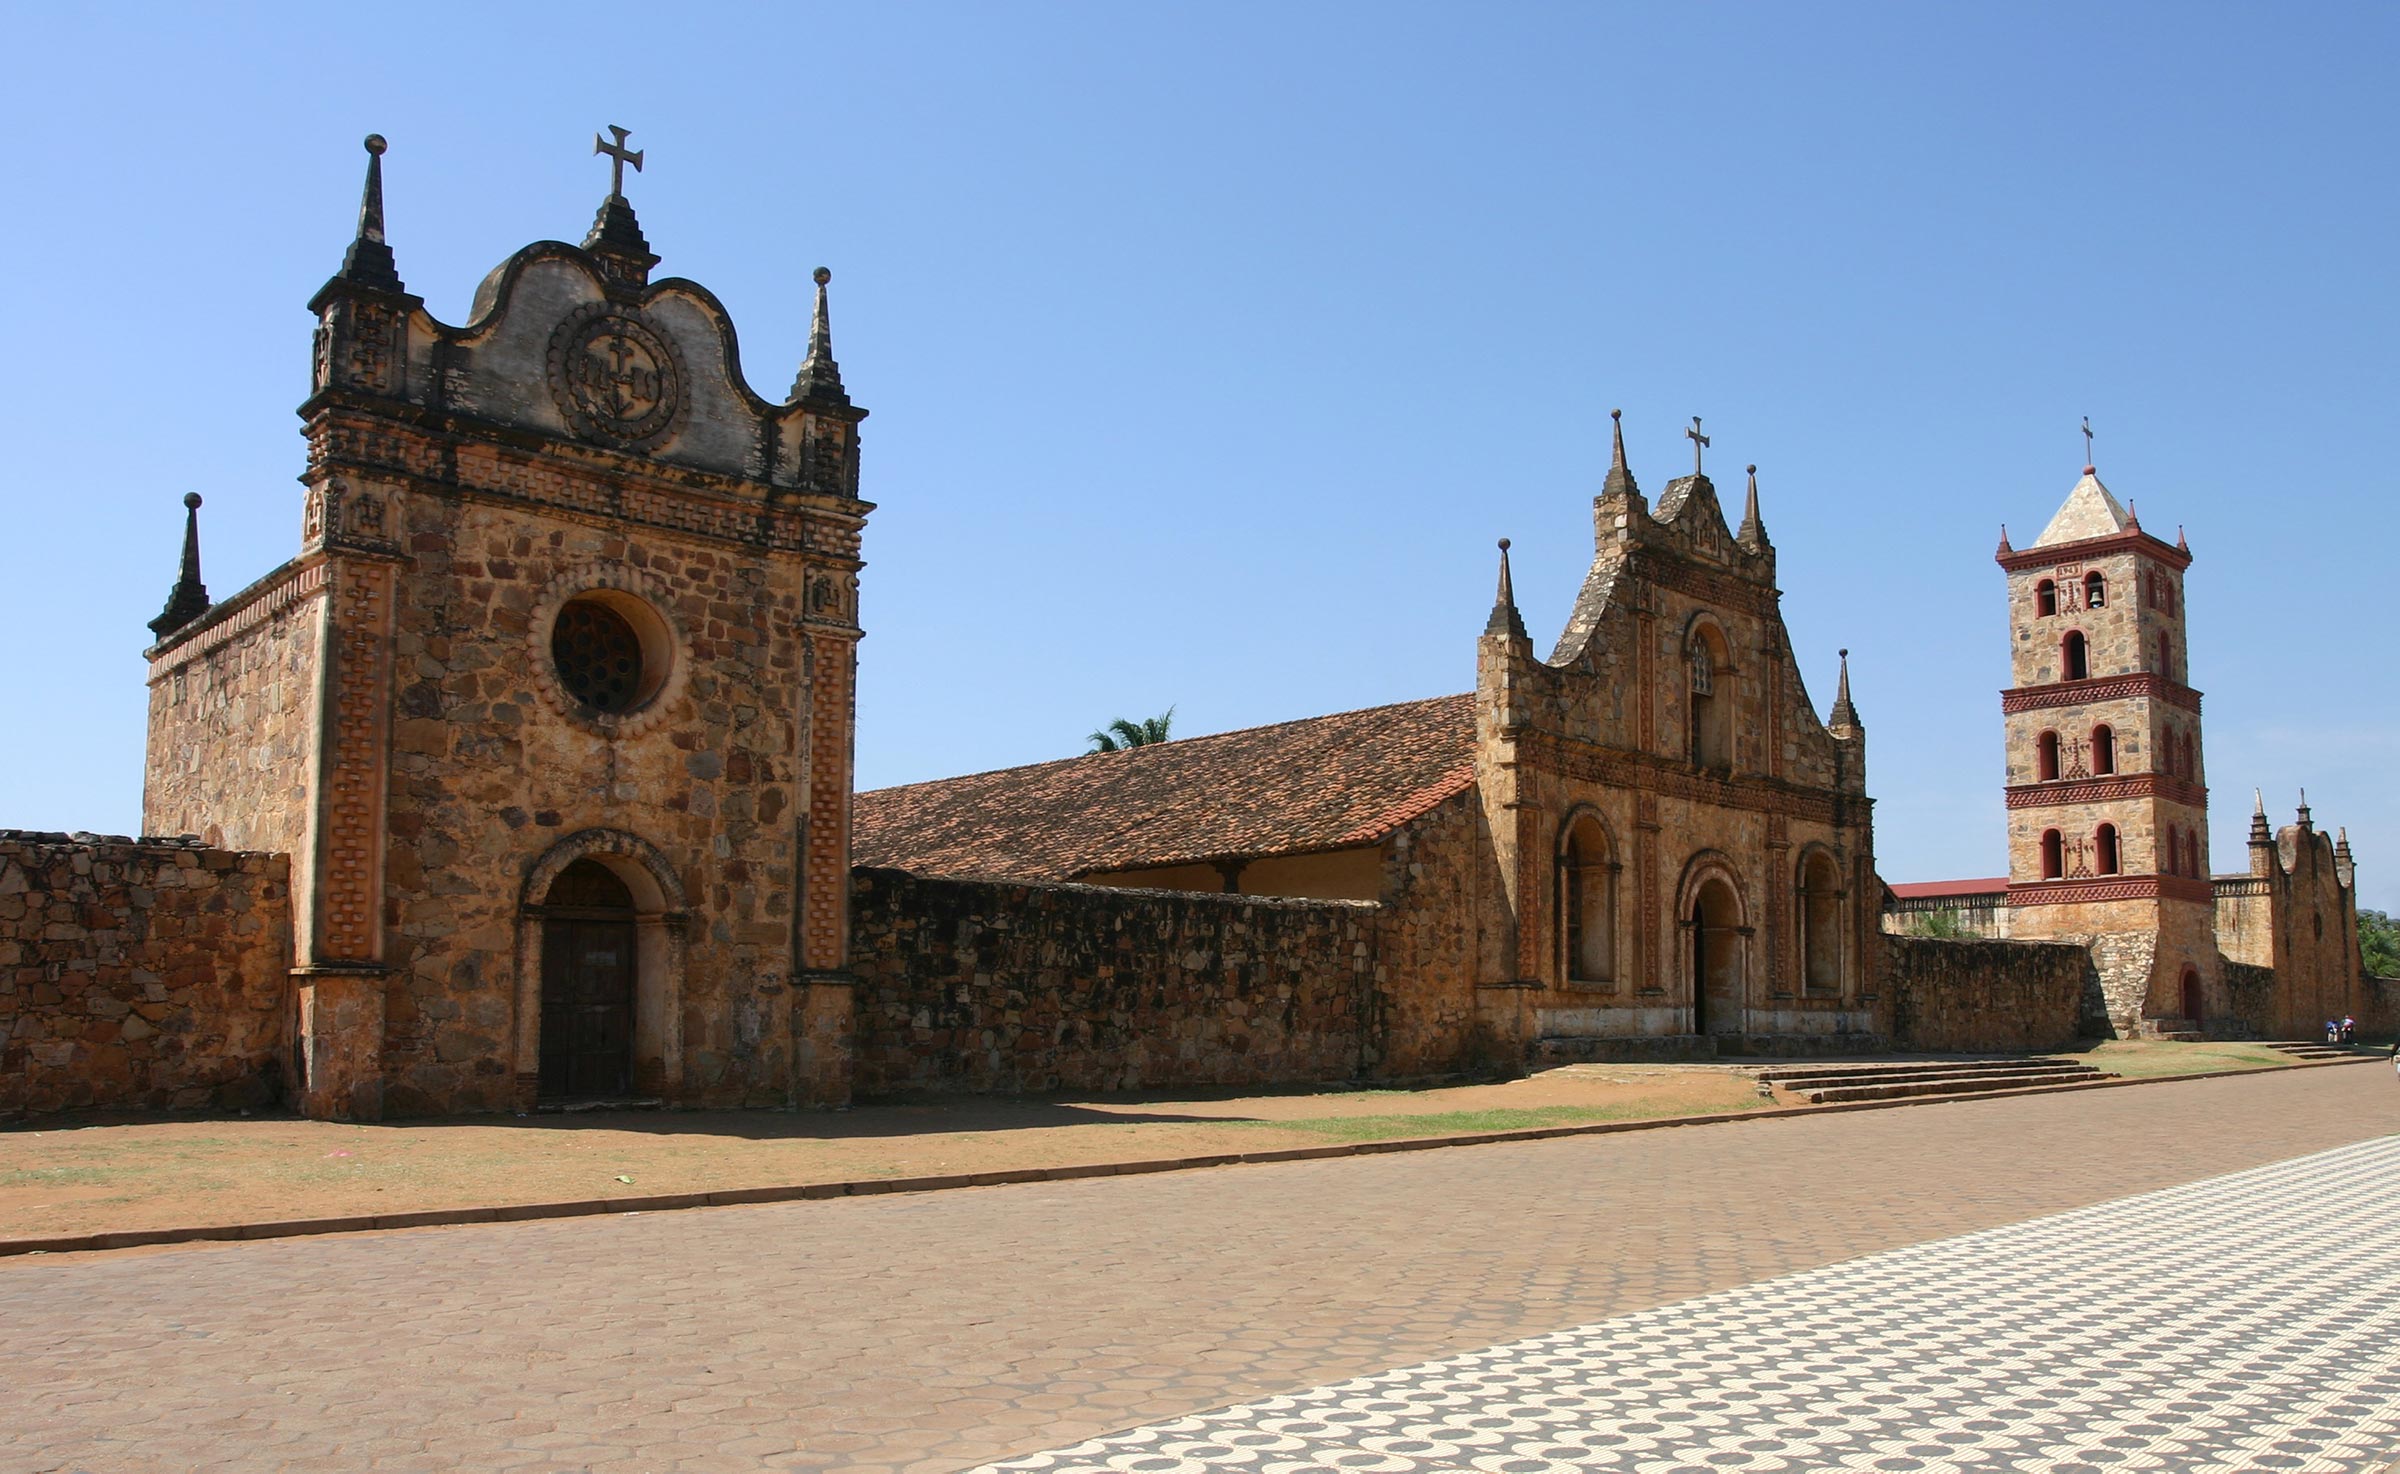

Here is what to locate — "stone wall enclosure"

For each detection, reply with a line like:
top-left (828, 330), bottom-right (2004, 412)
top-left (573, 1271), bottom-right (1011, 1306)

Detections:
top-left (1, 834), bottom-right (291, 1117)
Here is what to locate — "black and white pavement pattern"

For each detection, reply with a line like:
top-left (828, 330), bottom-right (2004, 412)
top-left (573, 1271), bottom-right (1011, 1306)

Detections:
top-left (976, 1135), bottom-right (2400, 1474)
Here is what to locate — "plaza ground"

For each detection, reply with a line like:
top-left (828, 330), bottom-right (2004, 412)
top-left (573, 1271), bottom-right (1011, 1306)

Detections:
top-left (3, 1053), bottom-right (2393, 1473)
top-left (0, 1039), bottom-right (2314, 1241)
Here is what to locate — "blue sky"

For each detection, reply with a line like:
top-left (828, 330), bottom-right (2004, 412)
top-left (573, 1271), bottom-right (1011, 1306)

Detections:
top-left (1, 3), bottom-right (2393, 910)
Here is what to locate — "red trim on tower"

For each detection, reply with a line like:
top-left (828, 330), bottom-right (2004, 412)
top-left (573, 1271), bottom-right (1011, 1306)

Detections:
top-left (1997, 529), bottom-right (2192, 573)
top-left (2004, 774), bottom-right (2209, 810)
top-left (2001, 673), bottom-right (2202, 715)
top-left (2006, 873), bottom-right (2217, 907)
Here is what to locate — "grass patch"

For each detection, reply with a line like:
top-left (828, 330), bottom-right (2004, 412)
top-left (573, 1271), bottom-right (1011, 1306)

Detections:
top-left (0, 1166), bottom-right (120, 1188)
top-left (1236, 1099), bottom-right (1772, 1144)
top-left (2074, 1040), bottom-right (2295, 1079)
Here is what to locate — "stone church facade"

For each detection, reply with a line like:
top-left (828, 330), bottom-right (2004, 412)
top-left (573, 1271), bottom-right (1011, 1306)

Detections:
top-left (0, 136), bottom-right (2383, 1121)
top-left (138, 137), bottom-right (866, 1117)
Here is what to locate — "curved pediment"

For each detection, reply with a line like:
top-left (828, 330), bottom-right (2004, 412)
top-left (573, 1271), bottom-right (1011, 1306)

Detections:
top-left (425, 243), bottom-right (790, 480)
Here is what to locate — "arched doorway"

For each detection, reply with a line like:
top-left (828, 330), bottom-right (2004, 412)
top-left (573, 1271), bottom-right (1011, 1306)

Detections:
top-left (538, 859), bottom-right (639, 1099)
top-left (2180, 967), bottom-right (2203, 1027)
top-left (1689, 876), bottom-right (1745, 1037)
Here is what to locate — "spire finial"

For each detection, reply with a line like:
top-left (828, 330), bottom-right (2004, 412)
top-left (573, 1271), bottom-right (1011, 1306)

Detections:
top-left (2125, 499), bottom-right (2141, 532)
top-left (2251, 790), bottom-right (2272, 845)
top-left (2298, 789), bottom-right (2313, 831)
top-left (2081, 415), bottom-right (2095, 475)
top-left (582, 125), bottom-right (658, 285)
top-left (2176, 524), bottom-right (2188, 553)
top-left (1997, 523), bottom-right (2015, 556)
top-left (1685, 415), bottom-right (1710, 477)
top-left (1738, 463), bottom-right (1764, 544)
top-left (1828, 648), bottom-right (1860, 729)
top-left (593, 125), bottom-right (644, 198)
top-left (1601, 407), bottom-right (1639, 498)
top-left (148, 493), bottom-right (211, 639)
top-left (789, 266), bottom-right (851, 407)
top-left (1485, 537), bottom-right (1528, 641)
top-left (332, 133), bottom-right (405, 293)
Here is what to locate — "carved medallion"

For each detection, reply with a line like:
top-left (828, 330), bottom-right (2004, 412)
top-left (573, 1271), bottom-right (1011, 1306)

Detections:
top-left (546, 303), bottom-right (687, 450)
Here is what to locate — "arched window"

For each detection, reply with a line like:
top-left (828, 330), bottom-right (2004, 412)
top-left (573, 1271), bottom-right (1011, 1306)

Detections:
top-left (1559, 816), bottom-right (1616, 985)
top-left (2182, 732), bottom-right (2197, 781)
top-left (2084, 571), bottom-right (2107, 608)
top-left (2188, 830), bottom-right (2203, 878)
top-left (2062, 631), bottom-right (2089, 680)
top-left (2091, 725), bottom-right (2115, 775)
top-left (2096, 824), bottom-right (2120, 876)
top-left (2156, 631), bottom-right (2172, 676)
top-left (2165, 580), bottom-right (2178, 616)
top-left (2041, 829), bottom-right (2064, 880)
top-left (1688, 627), bottom-right (1731, 771)
top-left (2161, 727), bottom-right (2178, 776)
top-left (2164, 825), bottom-right (2181, 875)
top-left (2037, 731), bottom-right (2061, 782)
top-left (2036, 579), bottom-right (2057, 617)
top-left (1799, 851), bottom-right (1844, 993)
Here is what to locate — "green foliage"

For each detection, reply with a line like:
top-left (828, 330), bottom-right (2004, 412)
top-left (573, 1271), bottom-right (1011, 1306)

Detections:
top-left (2360, 908), bottom-right (2400, 978)
top-left (1905, 908), bottom-right (1976, 940)
top-left (1087, 706), bottom-right (1175, 754)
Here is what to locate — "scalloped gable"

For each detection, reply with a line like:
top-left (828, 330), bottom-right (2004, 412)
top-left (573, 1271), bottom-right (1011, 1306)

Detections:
top-left (434, 244), bottom-right (786, 481)
top-left (2033, 470), bottom-right (2131, 547)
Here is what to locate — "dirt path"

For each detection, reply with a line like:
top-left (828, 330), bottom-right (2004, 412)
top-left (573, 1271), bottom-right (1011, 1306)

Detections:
top-left (0, 1042), bottom-right (2308, 1241)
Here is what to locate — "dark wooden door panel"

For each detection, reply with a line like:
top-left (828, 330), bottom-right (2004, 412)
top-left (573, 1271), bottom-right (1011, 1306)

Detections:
top-left (539, 917), bottom-right (636, 1099)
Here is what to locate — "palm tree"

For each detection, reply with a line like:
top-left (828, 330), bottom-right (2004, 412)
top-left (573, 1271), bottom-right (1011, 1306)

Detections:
top-left (1087, 707), bottom-right (1175, 753)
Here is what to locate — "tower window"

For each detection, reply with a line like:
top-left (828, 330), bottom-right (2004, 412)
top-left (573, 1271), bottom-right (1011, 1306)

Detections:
top-left (2188, 830), bottom-right (2203, 877)
top-left (2096, 824), bottom-right (2120, 876)
top-left (2092, 724), bottom-right (2115, 775)
top-left (2166, 825), bottom-right (2182, 876)
top-left (2041, 829), bottom-right (2064, 880)
top-left (2156, 631), bottom-right (2172, 676)
top-left (2084, 572), bottom-right (2107, 608)
top-left (2036, 579), bottom-right (2057, 617)
top-left (1688, 629), bottom-right (1731, 771)
top-left (2062, 631), bottom-right (2089, 680)
top-left (2038, 731), bottom-right (2061, 782)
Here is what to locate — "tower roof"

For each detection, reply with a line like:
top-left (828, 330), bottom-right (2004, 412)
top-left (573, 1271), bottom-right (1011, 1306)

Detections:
top-left (2032, 468), bottom-right (2132, 548)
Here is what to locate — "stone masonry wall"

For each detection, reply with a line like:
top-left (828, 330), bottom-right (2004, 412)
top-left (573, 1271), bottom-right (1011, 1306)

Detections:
top-left (0, 834), bottom-right (291, 1116)
top-left (2221, 960), bottom-right (2278, 1039)
top-left (850, 868), bottom-right (1374, 1096)
top-left (143, 564), bottom-right (323, 860)
top-left (1883, 934), bottom-right (2091, 1053)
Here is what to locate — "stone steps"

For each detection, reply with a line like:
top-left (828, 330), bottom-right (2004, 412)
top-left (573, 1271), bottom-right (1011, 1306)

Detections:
top-left (2260, 1040), bottom-right (2368, 1061)
top-left (1756, 1057), bottom-right (2082, 1087)
top-left (1785, 1061), bottom-right (2102, 1109)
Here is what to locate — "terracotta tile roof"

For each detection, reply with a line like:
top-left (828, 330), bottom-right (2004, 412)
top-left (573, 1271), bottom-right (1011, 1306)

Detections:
top-left (853, 694), bottom-right (1477, 881)
top-left (1887, 877), bottom-right (2010, 900)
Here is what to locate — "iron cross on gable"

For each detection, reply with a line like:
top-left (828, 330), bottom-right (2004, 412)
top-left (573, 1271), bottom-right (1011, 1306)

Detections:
top-left (1686, 416), bottom-right (1710, 476)
top-left (2082, 415), bottom-right (2095, 470)
top-left (594, 125), bottom-right (644, 197)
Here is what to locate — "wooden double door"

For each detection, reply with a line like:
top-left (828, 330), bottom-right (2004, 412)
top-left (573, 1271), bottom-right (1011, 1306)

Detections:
top-left (538, 860), bottom-right (638, 1100)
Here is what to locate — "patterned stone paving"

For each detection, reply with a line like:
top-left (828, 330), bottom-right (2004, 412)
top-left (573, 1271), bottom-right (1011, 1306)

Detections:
top-left (977, 1137), bottom-right (2400, 1474)
top-left (1, 1065), bottom-right (2394, 1473)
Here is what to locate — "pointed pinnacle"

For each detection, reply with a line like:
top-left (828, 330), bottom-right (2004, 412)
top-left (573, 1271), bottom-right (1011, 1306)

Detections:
top-left (148, 493), bottom-right (211, 638)
top-left (2250, 790), bottom-right (2272, 844)
top-left (1485, 537), bottom-right (1529, 641)
top-left (1601, 408), bottom-right (1640, 498)
top-left (335, 134), bottom-right (405, 293)
top-left (1738, 463), bottom-right (1764, 544)
top-left (1828, 648), bottom-right (1860, 728)
top-left (789, 266), bottom-right (852, 407)
top-left (1997, 523), bottom-right (2013, 556)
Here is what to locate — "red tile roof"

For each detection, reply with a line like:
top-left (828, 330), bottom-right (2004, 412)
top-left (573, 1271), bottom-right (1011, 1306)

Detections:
top-left (1887, 877), bottom-right (2010, 900)
top-left (853, 694), bottom-right (1477, 881)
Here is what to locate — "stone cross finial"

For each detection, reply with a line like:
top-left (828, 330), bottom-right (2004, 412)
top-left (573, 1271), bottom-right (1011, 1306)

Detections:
top-left (594, 125), bottom-right (644, 197)
top-left (2081, 415), bottom-right (2095, 474)
top-left (1685, 416), bottom-right (1710, 476)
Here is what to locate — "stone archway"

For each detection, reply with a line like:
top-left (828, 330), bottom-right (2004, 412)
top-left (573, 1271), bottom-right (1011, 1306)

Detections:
top-left (515, 830), bottom-right (690, 1108)
top-left (1675, 858), bottom-right (1750, 1040)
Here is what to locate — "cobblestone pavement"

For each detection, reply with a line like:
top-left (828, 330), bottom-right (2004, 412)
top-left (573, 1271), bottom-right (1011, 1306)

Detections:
top-left (976, 1135), bottom-right (2400, 1473)
top-left (4, 1065), bottom-right (2395, 1474)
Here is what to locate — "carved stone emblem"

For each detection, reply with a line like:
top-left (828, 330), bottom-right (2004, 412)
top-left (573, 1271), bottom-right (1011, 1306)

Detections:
top-left (546, 303), bottom-right (686, 450)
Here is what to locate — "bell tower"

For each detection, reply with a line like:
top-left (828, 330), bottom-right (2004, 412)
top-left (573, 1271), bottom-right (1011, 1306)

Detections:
top-left (1996, 441), bottom-right (2214, 1034)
